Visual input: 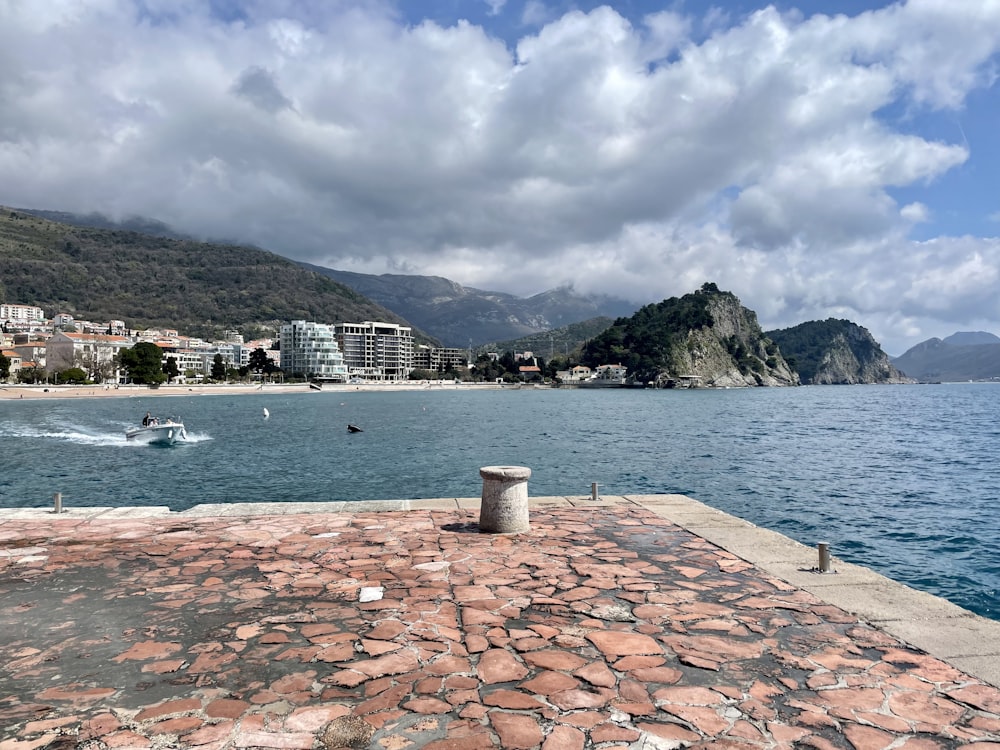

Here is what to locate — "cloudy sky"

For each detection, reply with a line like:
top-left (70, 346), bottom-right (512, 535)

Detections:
top-left (2, 0), bottom-right (999, 354)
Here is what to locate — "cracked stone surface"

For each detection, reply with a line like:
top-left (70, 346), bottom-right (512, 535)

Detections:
top-left (2, 506), bottom-right (1000, 749)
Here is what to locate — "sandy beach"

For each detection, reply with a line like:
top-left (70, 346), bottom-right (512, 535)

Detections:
top-left (0, 381), bottom-right (501, 400)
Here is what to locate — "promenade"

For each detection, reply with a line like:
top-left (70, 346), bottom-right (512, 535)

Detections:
top-left (2, 494), bottom-right (1000, 749)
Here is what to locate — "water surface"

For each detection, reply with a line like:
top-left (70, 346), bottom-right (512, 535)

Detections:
top-left (2, 383), bottom-right (997, 620)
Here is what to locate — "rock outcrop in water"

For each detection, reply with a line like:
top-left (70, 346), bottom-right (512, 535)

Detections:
top-left (581, 283), bottom-right (799, 387)
top-left (767, 319), bottom-right (913, 384)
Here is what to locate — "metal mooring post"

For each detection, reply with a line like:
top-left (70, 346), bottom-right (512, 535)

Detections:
top-left (817, 542), bottom-right (831, 573)
top-left (591, 482), bottom-right (600, 501)
top-left (53, 492), bottom-right (63, 514)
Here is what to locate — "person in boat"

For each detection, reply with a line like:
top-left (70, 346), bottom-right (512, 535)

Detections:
top-left (142, 412), bottom-right (152, 427)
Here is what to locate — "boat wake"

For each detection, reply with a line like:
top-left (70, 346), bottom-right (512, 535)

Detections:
top-left (1, 422), bottom-right (211, 446)
top-left (2, 423), bottom-right (130, 446)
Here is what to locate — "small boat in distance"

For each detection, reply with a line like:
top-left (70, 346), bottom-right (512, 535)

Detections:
top-left (125, 417), bottom-right (187, 445)
top-left (347, 424), bottom-right (363, 433)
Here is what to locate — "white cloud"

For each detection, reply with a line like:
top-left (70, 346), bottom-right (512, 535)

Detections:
top-left (483, 0), bottom-right (507, 16)
top-left (0, 0), bottom-right (999, 354)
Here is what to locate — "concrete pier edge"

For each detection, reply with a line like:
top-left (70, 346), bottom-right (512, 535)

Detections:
top-left (3, 492), bottom-right (998, 689)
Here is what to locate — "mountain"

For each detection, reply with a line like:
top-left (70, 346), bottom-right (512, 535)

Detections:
top-left (0, 207), bottom-right (426, 342)
top-left (300, 264), bottom-right (636, 348)
top-left (15, 208), bottom-right (190, 240)
top-left (476, 316), bottom-right (616, 359)
top-left (581, 283), bottom-right (798, 387)
top-left (767, 319), bottom-right (912, 384)
top-left (891, 333), bottom-right (1000, 382)
top-left (942, 331), bottom-right (1000, 347)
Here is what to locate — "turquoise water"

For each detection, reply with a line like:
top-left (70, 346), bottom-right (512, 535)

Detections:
top-left (2, 383), bottom-right (998, 621)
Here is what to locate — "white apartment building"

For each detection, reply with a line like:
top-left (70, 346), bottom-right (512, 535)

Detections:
top-left (334, 322), bottom-right (413, 381)
top-left (46, 331), bottom-right (130, 381)
top-left (0, 304), bottom-right (45, 322)
top-left (280, 321), bottom-right (349, 381)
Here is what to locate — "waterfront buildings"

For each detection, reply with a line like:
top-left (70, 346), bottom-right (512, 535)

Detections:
top-left (334, 322), bottom-right (414, 381)
top-left (1, 297), bottom-right (476, 385)
top-left (279, 321), bottom-right (349, 381)
top-left (412, 344), bottom-right (467, 374)
top-left (46, 331), bottom-right (131, 382)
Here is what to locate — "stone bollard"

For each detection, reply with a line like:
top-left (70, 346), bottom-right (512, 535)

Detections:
top-left (479, 465), bottom-right (531, 534)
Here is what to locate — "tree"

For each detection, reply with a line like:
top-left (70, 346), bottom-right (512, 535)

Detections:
top-left (18, 366), bottom-right (43, 384)
top-left (59, 367), bottom-right (88, 384)
top-left (0, 353), bottom-right (9, 380)
top-left (247, 346), bottom-right (271, 375)
top-left (163, 356), bottom-right (180, 384)
top-left (210, 353), bottom-right (227, 381)
top-left (117, 342), bottom-right (167, 385)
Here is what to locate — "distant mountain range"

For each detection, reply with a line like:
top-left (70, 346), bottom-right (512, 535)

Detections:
top-left (299, 264), bottom-right (636, 348)
top-left (8, 205), bottom-right (998, 384)
top-left (7, 206), bottom-right (636, 348)
top-left (891, 332), bottom-right (1000, 382)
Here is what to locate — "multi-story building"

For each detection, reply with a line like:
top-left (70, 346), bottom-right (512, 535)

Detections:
top-left (161, 348), bottom-right (208, 379)
top-left (412, 345), bottom-right (467, 373)
top-left (334, 322), bottom-right (414, 381)
top-left (11, 340), bottom-right (48, 370)
top-left (279, 321), bottom-right (349, 381)
top-left (46, 331), bottom-right (130, 382)
top-left (0, 304), bottom-right (45, 323)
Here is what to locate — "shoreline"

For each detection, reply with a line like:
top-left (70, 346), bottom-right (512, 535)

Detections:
top-left (0, 381), bottom-right (510, 400)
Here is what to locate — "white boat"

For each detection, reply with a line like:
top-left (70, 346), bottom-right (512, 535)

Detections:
top-left (125, 418), bottom-right (187, 445)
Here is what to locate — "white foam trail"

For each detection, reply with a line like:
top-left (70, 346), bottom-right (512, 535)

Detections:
top-left (2, 424), bottom-right (127, 446)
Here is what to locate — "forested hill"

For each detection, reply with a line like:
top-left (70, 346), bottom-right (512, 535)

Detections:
top-left (477, 317), bottom-right (615, 359)
top-left (581, 283), bottom-right (798, 387)
top-left (766, 319), bottom-right (911, 384)
top-left (0, 207), bottom-right (422, 341)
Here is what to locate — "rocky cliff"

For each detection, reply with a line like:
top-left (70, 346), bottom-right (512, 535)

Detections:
top-left (582, 283), bottom-right (799, 387)
top-left (768, 319), bottom-right (912, 384)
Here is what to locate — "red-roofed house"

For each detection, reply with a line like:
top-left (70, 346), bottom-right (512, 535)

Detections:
top-left (1, 349), bottom-right (21, 380)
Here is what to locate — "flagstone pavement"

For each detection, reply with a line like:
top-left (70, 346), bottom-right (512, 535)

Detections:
top-left (2, 499), bottom-right (1000, 749)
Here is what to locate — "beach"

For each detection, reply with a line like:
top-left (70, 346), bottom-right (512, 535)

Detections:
top-left (0, 381), bottom-right (487, 400)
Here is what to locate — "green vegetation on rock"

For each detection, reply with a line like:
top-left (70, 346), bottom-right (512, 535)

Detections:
top-left (767, 319), bottom-right (911, 384)
top-left (581, 283), bottom-right (798, 387)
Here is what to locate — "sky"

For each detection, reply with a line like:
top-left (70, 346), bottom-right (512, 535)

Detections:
top-left (1, 1), bottom-right (999, 355)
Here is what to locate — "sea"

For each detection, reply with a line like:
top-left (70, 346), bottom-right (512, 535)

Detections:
top-left (2, 383), bottom-right (998, 622)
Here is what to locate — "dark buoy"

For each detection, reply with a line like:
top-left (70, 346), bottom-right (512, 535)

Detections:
top-left (347, 424), bottom-right (363, 433)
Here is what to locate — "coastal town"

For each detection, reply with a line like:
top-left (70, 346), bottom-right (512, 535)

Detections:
top-left (0, 302), bottom-right (614, 388)
top-left (0, 301), bottom-right (456, 385)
